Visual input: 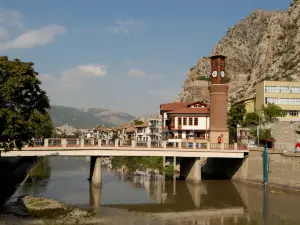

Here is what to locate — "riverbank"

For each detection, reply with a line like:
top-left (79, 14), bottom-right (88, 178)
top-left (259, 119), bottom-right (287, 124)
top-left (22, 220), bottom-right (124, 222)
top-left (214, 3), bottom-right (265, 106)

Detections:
top-left (0, 196), bottom-right (98, 224)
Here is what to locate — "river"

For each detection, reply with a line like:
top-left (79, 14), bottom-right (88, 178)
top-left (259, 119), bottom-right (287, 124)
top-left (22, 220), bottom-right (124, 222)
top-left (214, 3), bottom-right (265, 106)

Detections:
top-left (5, 156), bottom-right (300, 224)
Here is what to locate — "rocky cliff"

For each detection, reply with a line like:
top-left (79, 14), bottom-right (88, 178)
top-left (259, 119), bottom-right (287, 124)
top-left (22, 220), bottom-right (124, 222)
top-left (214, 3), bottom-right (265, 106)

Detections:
top-left (178, 0), bottom-right (300, 103)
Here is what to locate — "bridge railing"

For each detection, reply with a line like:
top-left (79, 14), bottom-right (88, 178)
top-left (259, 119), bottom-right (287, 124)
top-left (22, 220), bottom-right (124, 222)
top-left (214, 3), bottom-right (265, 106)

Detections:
top-left (39, 138), bottom-right (248, 150)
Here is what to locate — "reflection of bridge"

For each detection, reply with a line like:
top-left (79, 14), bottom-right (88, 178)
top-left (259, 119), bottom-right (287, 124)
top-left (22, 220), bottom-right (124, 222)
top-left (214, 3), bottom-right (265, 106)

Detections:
top-left (89, 174), bottom-right (247, 224)
top-left (1, 138), bottom-right (248, 185)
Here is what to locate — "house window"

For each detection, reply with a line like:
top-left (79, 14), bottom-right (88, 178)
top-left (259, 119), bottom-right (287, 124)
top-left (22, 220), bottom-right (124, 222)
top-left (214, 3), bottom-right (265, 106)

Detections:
top-left (194, 118), bottom-right (198, 126)
top-left (183, 118), bottom-right (187, 125)
top-left (189, 117), bottom-right (193, 125)
top-left (178, 117), bottom-right (182, 126)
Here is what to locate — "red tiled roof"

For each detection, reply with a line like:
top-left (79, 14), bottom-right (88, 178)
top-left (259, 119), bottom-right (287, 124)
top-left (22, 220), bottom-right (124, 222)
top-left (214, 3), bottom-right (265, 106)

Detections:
top-left (168, 107), bottom-right (209, 114)
top-left (160, 102), bottom-right (189, 111)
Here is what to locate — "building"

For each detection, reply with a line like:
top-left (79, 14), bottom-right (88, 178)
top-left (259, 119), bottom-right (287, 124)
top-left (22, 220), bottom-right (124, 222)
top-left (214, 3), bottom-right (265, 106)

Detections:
top-left (159, 55), bottom-right (230, 144)
top-left (256, 80), bottom-right (300, 119)
top-left (135, 123), bottom-right (150, 145)
top-left (160, 101), bottom-right (210, 142)
top-left (167, 102), bottom-right (210, 141)
top-left (233, 97), bottom-right (256, 114)
top-left (208, 55), bottom-right (229, 144)
top-left (148, 117), bottom-right (163, 146)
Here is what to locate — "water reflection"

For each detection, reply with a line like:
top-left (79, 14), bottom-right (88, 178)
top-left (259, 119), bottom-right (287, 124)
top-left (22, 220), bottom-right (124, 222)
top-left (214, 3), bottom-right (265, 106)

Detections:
top-left (9, 157), bottom-right (300, 225)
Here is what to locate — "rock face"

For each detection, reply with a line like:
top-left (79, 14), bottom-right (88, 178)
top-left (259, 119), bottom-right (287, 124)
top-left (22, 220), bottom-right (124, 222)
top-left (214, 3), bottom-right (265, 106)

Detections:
top-left (178, 0), bottom-right (300, 103)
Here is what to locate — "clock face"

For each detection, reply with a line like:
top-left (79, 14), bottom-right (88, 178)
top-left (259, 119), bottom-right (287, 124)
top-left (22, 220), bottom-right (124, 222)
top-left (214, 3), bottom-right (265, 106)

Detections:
top-left (220, 71), bottom-right (225, 77)
top-left (211, 71), bottom-right (218, 77)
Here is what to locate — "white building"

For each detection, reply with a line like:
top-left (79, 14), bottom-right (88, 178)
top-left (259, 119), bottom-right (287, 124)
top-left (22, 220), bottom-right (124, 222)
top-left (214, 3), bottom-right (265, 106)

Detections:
top-left (160, 101), bottom-right (210, 142)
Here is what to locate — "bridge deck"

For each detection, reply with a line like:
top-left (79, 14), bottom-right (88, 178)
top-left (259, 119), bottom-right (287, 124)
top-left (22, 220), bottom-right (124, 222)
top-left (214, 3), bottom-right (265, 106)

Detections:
top-left (1, 146), bottom-right (248, 158)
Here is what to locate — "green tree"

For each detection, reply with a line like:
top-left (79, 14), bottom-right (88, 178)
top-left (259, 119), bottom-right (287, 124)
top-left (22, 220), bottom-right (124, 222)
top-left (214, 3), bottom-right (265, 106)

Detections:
top-left (242, 112), bottom-right (260, 127)
top-left (133, 120), bottom-right (144, 125)
top-left (263, 103), bottom-right (286, 122)
top-left (0, 57), bottom-right (51, 151)
top-left (33, 113), bottom-right (53, 138)
top-left (228, 103), bottom-right (246, 143)
top-left (250, 127), bottom-right (273, 145)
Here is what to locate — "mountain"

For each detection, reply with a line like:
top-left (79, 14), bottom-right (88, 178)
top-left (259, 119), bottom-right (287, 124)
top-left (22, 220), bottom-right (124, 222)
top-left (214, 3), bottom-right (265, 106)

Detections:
top-left (178, 0), bottom-right (300, 103)
top-left (49, 105), bottom-right (136, 129)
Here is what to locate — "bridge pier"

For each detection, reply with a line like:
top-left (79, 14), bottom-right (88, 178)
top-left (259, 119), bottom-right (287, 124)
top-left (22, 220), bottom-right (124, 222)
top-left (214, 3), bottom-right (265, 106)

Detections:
top-left (180, 157), bottom-right (202, 183)
top-left (88, 156), bottom-right (102, 187)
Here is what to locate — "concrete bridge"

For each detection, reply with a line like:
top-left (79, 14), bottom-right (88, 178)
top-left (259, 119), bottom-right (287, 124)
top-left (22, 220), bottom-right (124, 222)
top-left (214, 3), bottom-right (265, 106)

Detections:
top-left (1, 138), bottom-right (249, 185)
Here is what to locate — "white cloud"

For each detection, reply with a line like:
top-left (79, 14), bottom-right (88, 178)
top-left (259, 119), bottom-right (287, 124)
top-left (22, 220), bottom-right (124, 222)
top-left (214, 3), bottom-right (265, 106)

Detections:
top-left (127, 69), bottom-right (146, 77)
top-left (123, 59), bottom-right (134, 66)
top-left (0, 8), bottom-right (22, 27)
top-left (77, 65), bottom-right (107, 77)
top-left (0, 24), bottom-right (66, 51)
top-left (109, 19), bottom-right (143, 34)
top-left (127, 68), bottom-right (163, 79)
top-left (116, 19), bottom-right (143, 26)
top-left (61, 64), bottom-right (107, 83)
top-left (109, 26), bottom-right (130, 34)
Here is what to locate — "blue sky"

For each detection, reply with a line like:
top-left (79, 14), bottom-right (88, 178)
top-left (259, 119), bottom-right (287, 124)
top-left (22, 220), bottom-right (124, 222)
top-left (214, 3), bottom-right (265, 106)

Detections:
top-left (0, 0), bottom-right (290, 116)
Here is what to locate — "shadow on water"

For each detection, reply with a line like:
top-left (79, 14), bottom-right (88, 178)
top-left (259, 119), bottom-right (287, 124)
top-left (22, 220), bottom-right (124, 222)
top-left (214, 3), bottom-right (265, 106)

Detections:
top-left (0, 157), bottom-right (51, 206)
top-left (0, 157), bottom-right (39, 205)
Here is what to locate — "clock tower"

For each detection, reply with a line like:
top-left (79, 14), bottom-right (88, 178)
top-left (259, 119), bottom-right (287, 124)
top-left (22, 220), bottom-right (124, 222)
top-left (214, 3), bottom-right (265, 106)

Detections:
top-left (208, 55), bottom-right (229, 144)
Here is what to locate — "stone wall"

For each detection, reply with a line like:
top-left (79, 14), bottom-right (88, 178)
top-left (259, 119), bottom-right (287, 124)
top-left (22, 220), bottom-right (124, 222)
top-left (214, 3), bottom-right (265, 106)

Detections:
top-left (232, 149), bottom-right (300, 191)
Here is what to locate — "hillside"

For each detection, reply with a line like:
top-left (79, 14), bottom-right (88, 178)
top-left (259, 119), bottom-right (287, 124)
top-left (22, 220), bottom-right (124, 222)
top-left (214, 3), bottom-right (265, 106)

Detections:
top-left (49, 105), bottom-right (135, 129)
top-left (178, 0), bottom-right (300, 103)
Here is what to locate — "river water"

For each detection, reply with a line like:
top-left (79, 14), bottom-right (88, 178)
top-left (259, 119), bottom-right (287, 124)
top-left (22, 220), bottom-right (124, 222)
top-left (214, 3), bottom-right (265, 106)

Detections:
top-left (8, 157), bottom-right (300, 225)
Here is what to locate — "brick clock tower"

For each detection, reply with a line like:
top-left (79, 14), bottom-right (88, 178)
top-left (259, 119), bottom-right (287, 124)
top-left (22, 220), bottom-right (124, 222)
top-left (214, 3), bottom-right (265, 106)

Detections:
top-left (208, 55), bottom-right (229, 144)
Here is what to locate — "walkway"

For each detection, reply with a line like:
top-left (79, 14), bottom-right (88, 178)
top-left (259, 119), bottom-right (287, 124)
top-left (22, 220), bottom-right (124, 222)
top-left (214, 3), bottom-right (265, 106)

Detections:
top-left (1, 138), bottom-right (248, 158)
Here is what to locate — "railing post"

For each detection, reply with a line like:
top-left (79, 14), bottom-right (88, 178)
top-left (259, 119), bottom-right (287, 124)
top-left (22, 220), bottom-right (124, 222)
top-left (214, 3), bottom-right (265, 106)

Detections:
top-left (80, 138), bottom-right (84, 147)
top-left (193, 142), bottom-right (196, 149)
top-left (162, 141), bottom-right (167, 148)
top-left (207, 142), bottom-right (210, 150)
top-left (178, 142), bottom-right (182, 149)
top-left (44, 139), bottom-right (49, 148)
top-left (115, 139), bottom-right (119, 147)
top-left (131, 140), bottom-right (136, 148)
top-left (221, 143), bottom-right (225, 150)
top-left (147, 139), bottom-right (151, 148)
top-left (98, 139), bottom-right (102, 148)
top-left (234, 143), bottom-right (238, 150)
top-left (62, 139), bottom-right (67, 147)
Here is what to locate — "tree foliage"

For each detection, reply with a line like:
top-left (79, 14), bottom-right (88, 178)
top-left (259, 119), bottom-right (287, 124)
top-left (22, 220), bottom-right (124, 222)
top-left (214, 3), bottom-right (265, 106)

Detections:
top-left (263, 103), bottom-right (285, 122)
top-left (0, 57), bottom-right (51, 151)
top-left (133, 120), bottom-right (144, 125)
top-left (242, 112), bottom-right (260, 127)
top-left (250, 127), bottom-right (273, 144)
top-left (228, 103), bottom-right (246, 143)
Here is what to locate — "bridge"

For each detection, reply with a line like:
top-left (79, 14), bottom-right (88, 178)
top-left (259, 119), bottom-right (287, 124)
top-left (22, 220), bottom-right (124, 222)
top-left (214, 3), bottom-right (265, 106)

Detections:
top-left (1, 138), bottom-right (249, 186)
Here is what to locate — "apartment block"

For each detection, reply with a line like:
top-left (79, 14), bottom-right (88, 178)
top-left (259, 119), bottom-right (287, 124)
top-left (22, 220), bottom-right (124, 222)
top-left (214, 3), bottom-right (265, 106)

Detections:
top-left (256, 80), bottom-right (300, 119)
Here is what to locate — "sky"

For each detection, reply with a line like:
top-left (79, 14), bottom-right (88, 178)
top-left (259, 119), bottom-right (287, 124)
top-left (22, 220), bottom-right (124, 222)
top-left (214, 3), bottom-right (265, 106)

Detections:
top-left (0, 0), bottom-right (290, 116)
